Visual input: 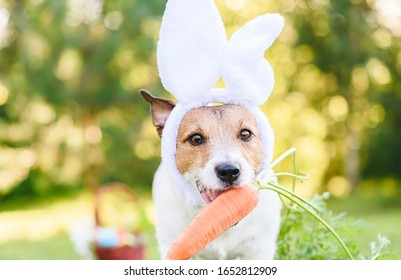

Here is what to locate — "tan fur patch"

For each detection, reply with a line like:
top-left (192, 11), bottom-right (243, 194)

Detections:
top-left (175, 104), bottom-right (265, 174)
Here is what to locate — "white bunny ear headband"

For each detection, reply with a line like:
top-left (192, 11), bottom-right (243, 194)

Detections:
top-left (157, 0), bottom-right (284, 206)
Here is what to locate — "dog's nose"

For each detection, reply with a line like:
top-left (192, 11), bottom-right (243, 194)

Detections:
top-left (215, 163), bottom-right (240, 185)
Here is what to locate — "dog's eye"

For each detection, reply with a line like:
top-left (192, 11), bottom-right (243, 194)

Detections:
top-left (240, 129), bottom-right (252, 141)
top-left (188, 134), bottom-right (204, 146)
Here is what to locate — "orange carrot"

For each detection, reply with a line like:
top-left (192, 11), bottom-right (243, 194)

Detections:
top-left (165, 186), bottom-right (259, 260)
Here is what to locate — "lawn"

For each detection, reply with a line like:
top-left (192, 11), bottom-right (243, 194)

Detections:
top-left (0, 190), bottom-right (160, 260)
top-left (327, 196), bottom-right (401, 259)
top-left (0, 190), bottom-right (399, 260)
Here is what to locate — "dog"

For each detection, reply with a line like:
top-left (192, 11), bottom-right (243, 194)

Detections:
top-left (141, 89), bottom-right (281, 260)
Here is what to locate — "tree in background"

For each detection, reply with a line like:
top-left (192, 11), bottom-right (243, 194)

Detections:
top-left (274, 0), bottom-right (401, 196)
top-left (0, 0), bottom-right (400, 201)
top-left (0, 0), bottom-right (165, 199)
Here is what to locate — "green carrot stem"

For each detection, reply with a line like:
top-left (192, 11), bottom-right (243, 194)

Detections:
top-left (257, 179), bottom-right (319, 213)
top-left (270, 172), bottom-right (310, 181)
top-left (258, 182), bottom-right (355, 260)
top-left (257, 147), bottom-right (297, 182)
top-left (291, 148), bottom-right (297, 192)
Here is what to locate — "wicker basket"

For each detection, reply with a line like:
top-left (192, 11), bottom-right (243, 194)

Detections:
top-left (94, 182), bottom-right (145, 260)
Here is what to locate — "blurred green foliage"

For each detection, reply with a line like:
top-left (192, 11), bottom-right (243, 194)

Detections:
top-left (0, 0), bottom-right (400, 202)
top-left (276, 193), bottom-right (394, 260)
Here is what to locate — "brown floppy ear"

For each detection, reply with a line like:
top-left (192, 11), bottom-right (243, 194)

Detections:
top-left (140, 89), bottom-right (176, 138)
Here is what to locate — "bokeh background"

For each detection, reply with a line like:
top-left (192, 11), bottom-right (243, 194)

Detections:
top-left (0, 0), bottom-right (400, 259)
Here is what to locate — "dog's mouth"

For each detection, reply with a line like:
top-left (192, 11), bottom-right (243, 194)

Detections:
top-left (199, 188), bottom-right (226, 204)
top-left (196, 179), bottom-right (239, 204)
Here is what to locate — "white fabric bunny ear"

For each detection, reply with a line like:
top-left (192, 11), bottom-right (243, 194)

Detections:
top-left (222, 14), bottom-right (284, 106)
top-left (157, 1), bottom-right (284, 206)
top-left (157, 0), bottom-right (227, 104)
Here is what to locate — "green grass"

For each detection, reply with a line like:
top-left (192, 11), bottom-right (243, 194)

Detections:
top-left (0, 232), bottom-right (83, 260)
top-left (0, 190), bottom-right (161, 260)
top-left (328, 196), bottom-right (401, 259)
top-left (0, 231), bottom-right (160, 260)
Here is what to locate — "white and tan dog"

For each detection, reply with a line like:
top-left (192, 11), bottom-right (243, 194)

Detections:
top-left (141, 90), bottom-right (281, 259)
top-left (141, 0), bottom-right (284, 259)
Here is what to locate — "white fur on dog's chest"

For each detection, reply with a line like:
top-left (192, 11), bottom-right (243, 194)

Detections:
top-left (152, 163), bottom-right (282, 260)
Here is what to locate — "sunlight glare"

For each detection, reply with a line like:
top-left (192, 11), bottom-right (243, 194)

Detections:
top-left (85, 125), bottom-right (102, 144)
top-left (225, 0), bottom-right (245, 11)
top-left (327, 176), bottom-right (351, 198)
top-left (328, 95), bottom-right (349, 121)
top-left (0, 82), bottom-right (9, 105)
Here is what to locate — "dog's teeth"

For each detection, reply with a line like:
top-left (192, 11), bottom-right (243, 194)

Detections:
top-left (207, 189), bottom-right (212, 196)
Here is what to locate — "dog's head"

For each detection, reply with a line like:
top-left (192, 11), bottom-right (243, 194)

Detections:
top-left (141, 89), bottom-right (264, 204)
